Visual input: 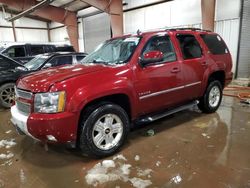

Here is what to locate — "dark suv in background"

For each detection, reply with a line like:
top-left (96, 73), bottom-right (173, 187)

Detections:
top-left (0, 43), bottom-right (76, 64)
top-left (0, 44), bottom-right (56, 64)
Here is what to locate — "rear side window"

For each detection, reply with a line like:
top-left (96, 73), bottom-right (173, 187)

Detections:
top-left (200, 34), bottom-right (228, 55)
top-left (30, 46), bottom-right (44, 56)
top-left (176, 34), bottom-right (202, 60)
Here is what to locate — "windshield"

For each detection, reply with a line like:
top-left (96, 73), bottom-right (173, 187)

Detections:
top-left (24, 55), bottom-right (49, 70)
top-left (81, 37), bottom-right (140, 65)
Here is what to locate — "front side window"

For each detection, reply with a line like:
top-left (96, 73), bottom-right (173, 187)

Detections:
top-left (81, 37), bottom-right (140, 65)
top-left (142, 35), bottom-right (176, 63)
top-left (5, 46), bottom-right (26, 58)
top-left (47, 56), bottom-right (73, 67)
top-left (76, 55), bottom-right (86, 62)
top-left (177, 34), bottom-right (202, 60)
top-left (200, 34), bottom-right (228, 55)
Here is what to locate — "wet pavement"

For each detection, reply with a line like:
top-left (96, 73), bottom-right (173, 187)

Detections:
top-left (0, 96), bottom-right (250, 188)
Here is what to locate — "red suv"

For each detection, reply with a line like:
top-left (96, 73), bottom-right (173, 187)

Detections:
top-left (11, 28), bottom-right (233, 157)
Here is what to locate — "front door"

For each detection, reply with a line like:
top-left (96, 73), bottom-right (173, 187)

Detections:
top-left (134, 34), bottom-right (185, 115)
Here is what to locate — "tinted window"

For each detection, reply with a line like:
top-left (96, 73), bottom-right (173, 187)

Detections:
top-left (5, 46), bottom-right (26, 57)
top-left (142, 35), bottom-right (176, 63)
top-left (30, 46), bottom-right (44, 56)
top-left (177, 34), bottom-right (202, 60)
top-left (47, 56), bottom-right (73, 67)
top-left (200, 34), bottom-right (228, 55)
top-left (76, 55), bottom-right (86, 62)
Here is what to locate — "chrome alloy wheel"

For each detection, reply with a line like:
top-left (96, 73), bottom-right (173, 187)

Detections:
top-left (208, 85), bottom-right (221, 108)
top-left (92, 114), bottom-right (123, 150)
top-left (0, 86), bottom-right (15, 107)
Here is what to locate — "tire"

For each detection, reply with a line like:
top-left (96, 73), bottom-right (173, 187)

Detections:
top-left (0, 83), bottom-right (15, 108)
top-left (79, 102), bottom-right (130, 158)
top-left (198, 80), bottom-right (223, 113)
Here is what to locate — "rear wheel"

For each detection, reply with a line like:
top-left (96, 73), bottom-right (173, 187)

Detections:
top-left (79, 102), bottom-right (129, 158)
top-left (198, 80), bottom-right (222, 113)
top-left (0, 83), bottom-right (15, 108)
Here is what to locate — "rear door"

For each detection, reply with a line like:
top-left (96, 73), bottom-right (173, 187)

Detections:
top-left (175, 33), bottom-right (208, 100)
top-left (135, 34), bottom-right (185, 114)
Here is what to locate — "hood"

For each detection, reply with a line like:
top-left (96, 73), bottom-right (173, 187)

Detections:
top-left (17, 64), bottom-right (106, 92)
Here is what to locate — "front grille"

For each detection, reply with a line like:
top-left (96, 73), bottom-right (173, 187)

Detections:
top-left (16, 100), bottom-right (31, 115)
top-left (15, 88), bottom-right (32, 100)
top-left (15, 88), bottom-right (32, 115)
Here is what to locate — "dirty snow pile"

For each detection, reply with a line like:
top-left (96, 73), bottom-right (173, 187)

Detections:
top-left (0, 139), bottom-right (16, 165)
top-left (0, 139), bottom-right (16, 149)
top-left (0, 152), bottom-right (14, 160)
top-left (85, 154), bottom-right (153, 188)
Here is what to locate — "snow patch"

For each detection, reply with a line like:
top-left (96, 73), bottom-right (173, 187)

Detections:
top-left (102, 160), bottom-right (116, 168)
top-left (156, 161), bottom-right (161, 167)
top-left (137, 169), bottom-right (153, 177)
top-left (201, 133), bottom-right (210, 139)
top-left (5, 130), bottom-right (12, 134)
top-left (170, 174), bottom-right (182, 184)
top-left (20, 169), bottom-right (26, 184)
top-left (0, 153), bottom-right (14, 160)
top-left (129, 177), bottom-right (152, 188)
top-left (134, 155), bottom-right (140, 161)
top-left (113, 154), bottom-right (127, 161)
top-left (85, 154), bottom-right (152, 188)
top-left (0, 139), bottom-right (16, 149)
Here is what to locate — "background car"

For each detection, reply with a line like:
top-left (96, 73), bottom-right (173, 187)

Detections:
top-left (0, 52), bottom-right (87, 108)
top-left (0, 43), bottom-right (57, 64)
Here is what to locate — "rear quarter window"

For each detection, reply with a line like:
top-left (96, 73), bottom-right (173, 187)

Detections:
top-left (200, 34), bottom-right (228, 55)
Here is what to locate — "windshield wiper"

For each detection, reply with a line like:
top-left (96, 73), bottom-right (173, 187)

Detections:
top-left (91, 60), bottom-right (110, 65)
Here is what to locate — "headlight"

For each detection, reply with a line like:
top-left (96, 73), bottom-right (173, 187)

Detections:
top-left (34, 91), bottom-right (66, 113)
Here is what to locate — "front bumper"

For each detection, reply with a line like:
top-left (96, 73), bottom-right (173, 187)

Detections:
top-left (10, 105), bottom-right (79, 144)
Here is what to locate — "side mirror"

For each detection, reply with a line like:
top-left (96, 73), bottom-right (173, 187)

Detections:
top-left (140, 50), bottom-right (164, 67)
top-left (42, 63), bottom-right (52, 69)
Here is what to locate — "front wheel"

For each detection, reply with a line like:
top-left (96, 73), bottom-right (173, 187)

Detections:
top-left (0, 83), bottom-right (15, 108)
top-left (79, 103), bottom-right (130, 158)
top-left (198, 80), bottom-right (223, 113)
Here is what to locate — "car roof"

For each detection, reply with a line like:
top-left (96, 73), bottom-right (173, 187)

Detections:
top-left (112, 28), bottom-right (215, 40)
top-left (36, 52), bottom-right (87, 57)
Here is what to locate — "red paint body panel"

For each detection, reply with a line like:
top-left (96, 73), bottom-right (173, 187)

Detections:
top-left (15, 29), bottom-right (233, 144)
top-left (27, 112), bottom-right (79, 143)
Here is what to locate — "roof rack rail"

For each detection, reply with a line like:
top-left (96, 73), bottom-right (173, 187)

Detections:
top-left (166, 27), bottom-right (211, 32)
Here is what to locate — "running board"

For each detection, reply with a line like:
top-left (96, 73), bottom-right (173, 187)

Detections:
top-left (137, 100), bottom-right (199, 124)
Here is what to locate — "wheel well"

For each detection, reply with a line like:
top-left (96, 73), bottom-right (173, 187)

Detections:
top-left (80, 94), bottom-right (131, 121)
top-left (0, 81), bottom-right (16, 87)
top-left (208, 71), bottom-right (225, 88)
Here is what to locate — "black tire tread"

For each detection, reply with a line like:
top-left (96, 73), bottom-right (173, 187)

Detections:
top-left (79, 102), bottom-right (129, 158)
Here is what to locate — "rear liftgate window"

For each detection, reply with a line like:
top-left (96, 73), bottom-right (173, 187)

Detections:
top-left (200, 34), bottom-right (228, 55)
top-left (176, 34), bottom-right (202, 60)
